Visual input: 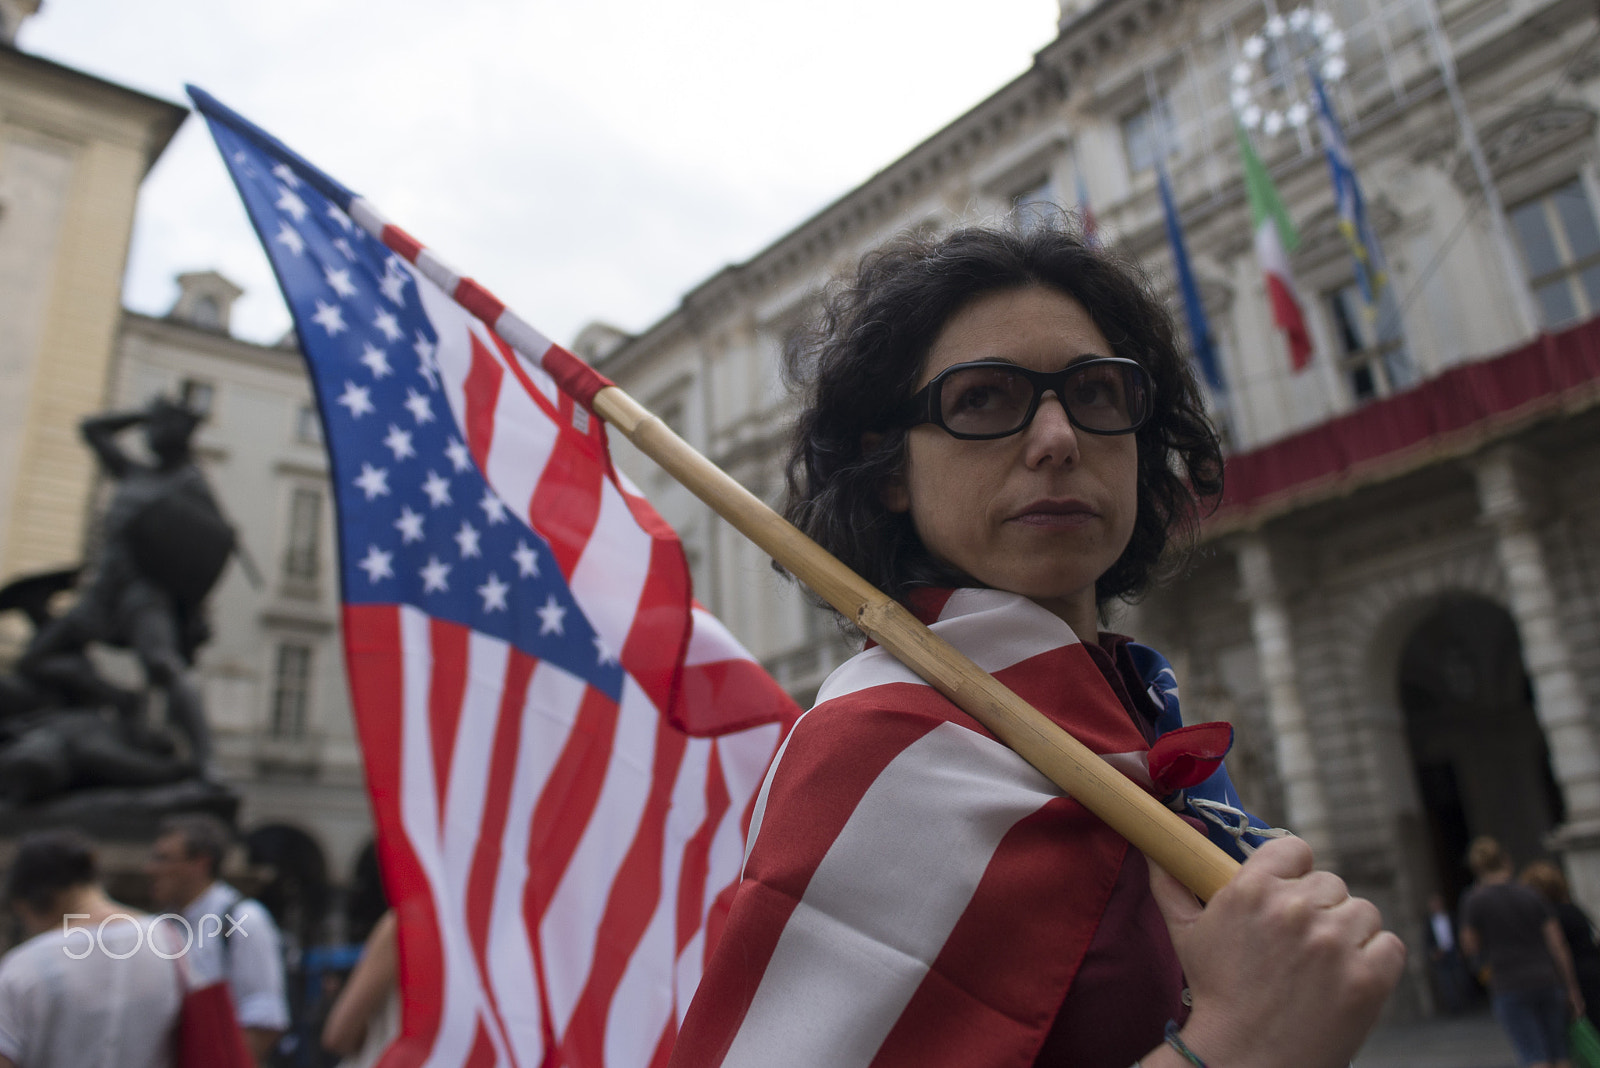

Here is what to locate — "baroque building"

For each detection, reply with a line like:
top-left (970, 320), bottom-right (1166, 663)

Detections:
top-left (0, 10), bottom-right (183, 622)
top-left (592, 0), bottom-right (1600, 1017)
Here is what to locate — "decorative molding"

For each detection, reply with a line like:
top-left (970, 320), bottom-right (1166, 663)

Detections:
top-left (1450, 102), bottom-right (1597, 191)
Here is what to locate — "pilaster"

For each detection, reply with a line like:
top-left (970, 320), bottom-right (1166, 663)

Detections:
top-left (1234, 534), bottom-right (1334, 858)
top-left (1473, 445), bottom-right (1600, 908)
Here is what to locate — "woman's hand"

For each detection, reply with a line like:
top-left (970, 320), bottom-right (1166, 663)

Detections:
top-left (1149, 836), bottom-right (1406, 1068)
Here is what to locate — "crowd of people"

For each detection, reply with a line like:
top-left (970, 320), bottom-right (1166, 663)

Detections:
top-left (0, 817), bottom-right (312, 1068)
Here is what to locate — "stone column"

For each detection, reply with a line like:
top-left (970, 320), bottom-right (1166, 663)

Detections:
top-left (1235, 535), bottom-right (1335, 858)
top-left (1473, 446), bottom-right (1600, 910)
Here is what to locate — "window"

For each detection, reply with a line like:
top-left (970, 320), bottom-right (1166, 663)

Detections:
top-left (269, 643), bottom-right (313, 739)
top-left (1328, 282), bottom-right (1414, 403)
top-left (1510, 178), bottom-right (1600, 329)
top-left (283, 488), bottom-right (322, 584)
top-left (295, 403), bottom-right (323, 445)
top-left (180, 378), bottom-right (214, 417)
top-left (192, 295), bottom-right (223, 330)
top-left (1121, 99), bottom-right (1179, 175)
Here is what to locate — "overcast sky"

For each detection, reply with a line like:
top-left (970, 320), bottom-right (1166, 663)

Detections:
top-left (22, 1), bottom-right (1061, 347)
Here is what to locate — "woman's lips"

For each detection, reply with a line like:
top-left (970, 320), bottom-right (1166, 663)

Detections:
top-left (1009, 499), bottom-right (1098, 527)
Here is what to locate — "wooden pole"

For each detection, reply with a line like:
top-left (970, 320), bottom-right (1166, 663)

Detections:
top-left (591, 385), bottom-right (1241, 901)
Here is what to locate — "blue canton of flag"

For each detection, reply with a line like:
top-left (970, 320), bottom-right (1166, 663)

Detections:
top-left (203, 118), bottom-right (621, 698)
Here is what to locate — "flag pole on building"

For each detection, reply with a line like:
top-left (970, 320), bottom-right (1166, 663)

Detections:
top-left (190, 86), bottom-right (1241, 904)
top-left (1416, 0), bottom-right (1540, 337)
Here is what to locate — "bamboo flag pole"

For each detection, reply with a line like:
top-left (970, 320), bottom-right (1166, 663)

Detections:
top-left (591, 386), bottom-right (1242, 901)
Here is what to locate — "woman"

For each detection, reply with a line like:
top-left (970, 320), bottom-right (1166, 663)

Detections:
top-left (1523, 860), bottom-right (1600, 1032)
top-left (669, 219), bottom-right (1403, 1068)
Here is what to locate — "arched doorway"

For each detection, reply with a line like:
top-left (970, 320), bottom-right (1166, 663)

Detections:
top-left (1399, 594), bottom-right (1564, 905)
top-left (244, 823), bottom-right (329, 955)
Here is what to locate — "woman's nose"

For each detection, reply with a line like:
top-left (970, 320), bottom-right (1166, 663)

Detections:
top-left (1023, 391), bottom-right (1080, 467)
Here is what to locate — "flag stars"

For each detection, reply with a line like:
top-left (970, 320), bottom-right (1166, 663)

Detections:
top-left (404, 388), bottom-right (435, 425)
top-left (394, 506), bottom-right (425, 544)
top-left (415, 334), bottom-right (441, 389)
top-left (512, 540), bottom-right (539, 578)
top-left (353, 463), bottom-right (390, 501)
top-left (419, 555), bottom-right (451, 594)
top-left (327, 203), bottom-right (355, 231)
top-left (358, 545), bottom-right (394, 583)
top-left (332, 237), bottom-right (356, 260)
top-left (382, 424), bottom-right (415, 461)
top-left (275, 221), bottom-right (305, 256)
top-left (276, 185), bottom-right (308, 221)
top-left (444, 437), bottom-right (472, 473)
top-left (479, 490), bottom-right (508, 525)
top-left (379, 270), bottom-right (408, 305)
top-left (313, 300), bottom-right (348, 336)
top-left (421, 470), bottom-right (452, 508)
top-left (593, 635), bottom-right (617, 666)
top-left (454, 520), bottom-right (482, 559)
top-left (337, 381), bottom-right (374, 418)
top-left (537, 596), bottom-right (566, 636)
top-left (373, 309), bottom-right (403, 342)
top-left (325, 266), bottom-right (358, 299)
top-left (477, 573), bottom-right (510, 613)
top-left (271, 163), bottom-right (300, 188)
top-left (360, 343), bottom-right (392, 379)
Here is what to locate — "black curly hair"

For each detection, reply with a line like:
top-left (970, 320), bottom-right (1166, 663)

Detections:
top-left (780, 216), bottom-right (1223, 617)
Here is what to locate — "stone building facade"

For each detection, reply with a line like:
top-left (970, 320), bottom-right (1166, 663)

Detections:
top-left (0, 31), bottom-right (184, 649)
top-left (592, 0), bottom-right (1600, 1016)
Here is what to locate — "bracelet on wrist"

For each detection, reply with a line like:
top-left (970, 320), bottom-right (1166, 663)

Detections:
top-left (1164, 1020), bottom-right (1208, 1068)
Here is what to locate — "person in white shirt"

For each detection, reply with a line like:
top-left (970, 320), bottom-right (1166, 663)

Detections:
top-left (145, 814), bottom-right (288, 1066)
top-left (0, 830), bottom-right (183, 1068)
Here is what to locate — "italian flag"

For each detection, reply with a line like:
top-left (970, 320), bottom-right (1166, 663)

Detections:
top-left (1237, 122), bottom-right (1313, 371)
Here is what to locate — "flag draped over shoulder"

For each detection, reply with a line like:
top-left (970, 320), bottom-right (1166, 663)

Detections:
top-left (1312, 73), bottom-right (1388, 313)
top-left (1157, 166), bottom-right (1226, 394)
top-left (1236, 123), bottom-right (1313, 371)
top-left (190, 87), bottom-right (799, 1068)
top-left (672, 589), bottom-right (1264, 1068)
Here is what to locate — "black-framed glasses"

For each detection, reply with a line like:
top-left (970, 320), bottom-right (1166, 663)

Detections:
top-left (903, 357), bottom-right (1155, 439)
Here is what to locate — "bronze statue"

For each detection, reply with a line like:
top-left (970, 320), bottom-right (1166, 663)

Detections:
top-left (0, 396), bottom-right (236, 804)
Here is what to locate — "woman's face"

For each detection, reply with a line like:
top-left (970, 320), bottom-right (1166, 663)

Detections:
top-left (884, 285), bottom-right (1138, 636)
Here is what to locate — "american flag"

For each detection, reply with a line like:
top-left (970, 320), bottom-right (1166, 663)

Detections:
top-left (191, 88), bottom-right (799, 1068)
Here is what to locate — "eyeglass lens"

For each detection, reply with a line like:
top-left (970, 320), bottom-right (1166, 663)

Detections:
top-left (937, 362), bottom-right (1149, 436)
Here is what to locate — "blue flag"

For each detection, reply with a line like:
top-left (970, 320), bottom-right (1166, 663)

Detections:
top-left (1312, 73), bottom-right (1387, 313)
top-left (1157, 165), bottom-right (1225, 394)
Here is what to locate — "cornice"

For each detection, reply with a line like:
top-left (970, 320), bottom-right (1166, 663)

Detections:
top-left (0, 48), bottom-right (185, 173)
top-left (119, 311), bottom-right (306, 376)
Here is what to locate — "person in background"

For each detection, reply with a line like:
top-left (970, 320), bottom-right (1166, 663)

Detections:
top-left (1523, 859), bottom-right (1600, 1032)
top-left (0, 830), bottom-right (183, 1068)
top-left (1427, 890), bottom-right (1472, 1015)
top-left (146, 813), bottom-right (288, 1066)
top-left (1460, 837), bottom-right (1583, 1068)
top-left (321, 910), bottom-right (399, 1067)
